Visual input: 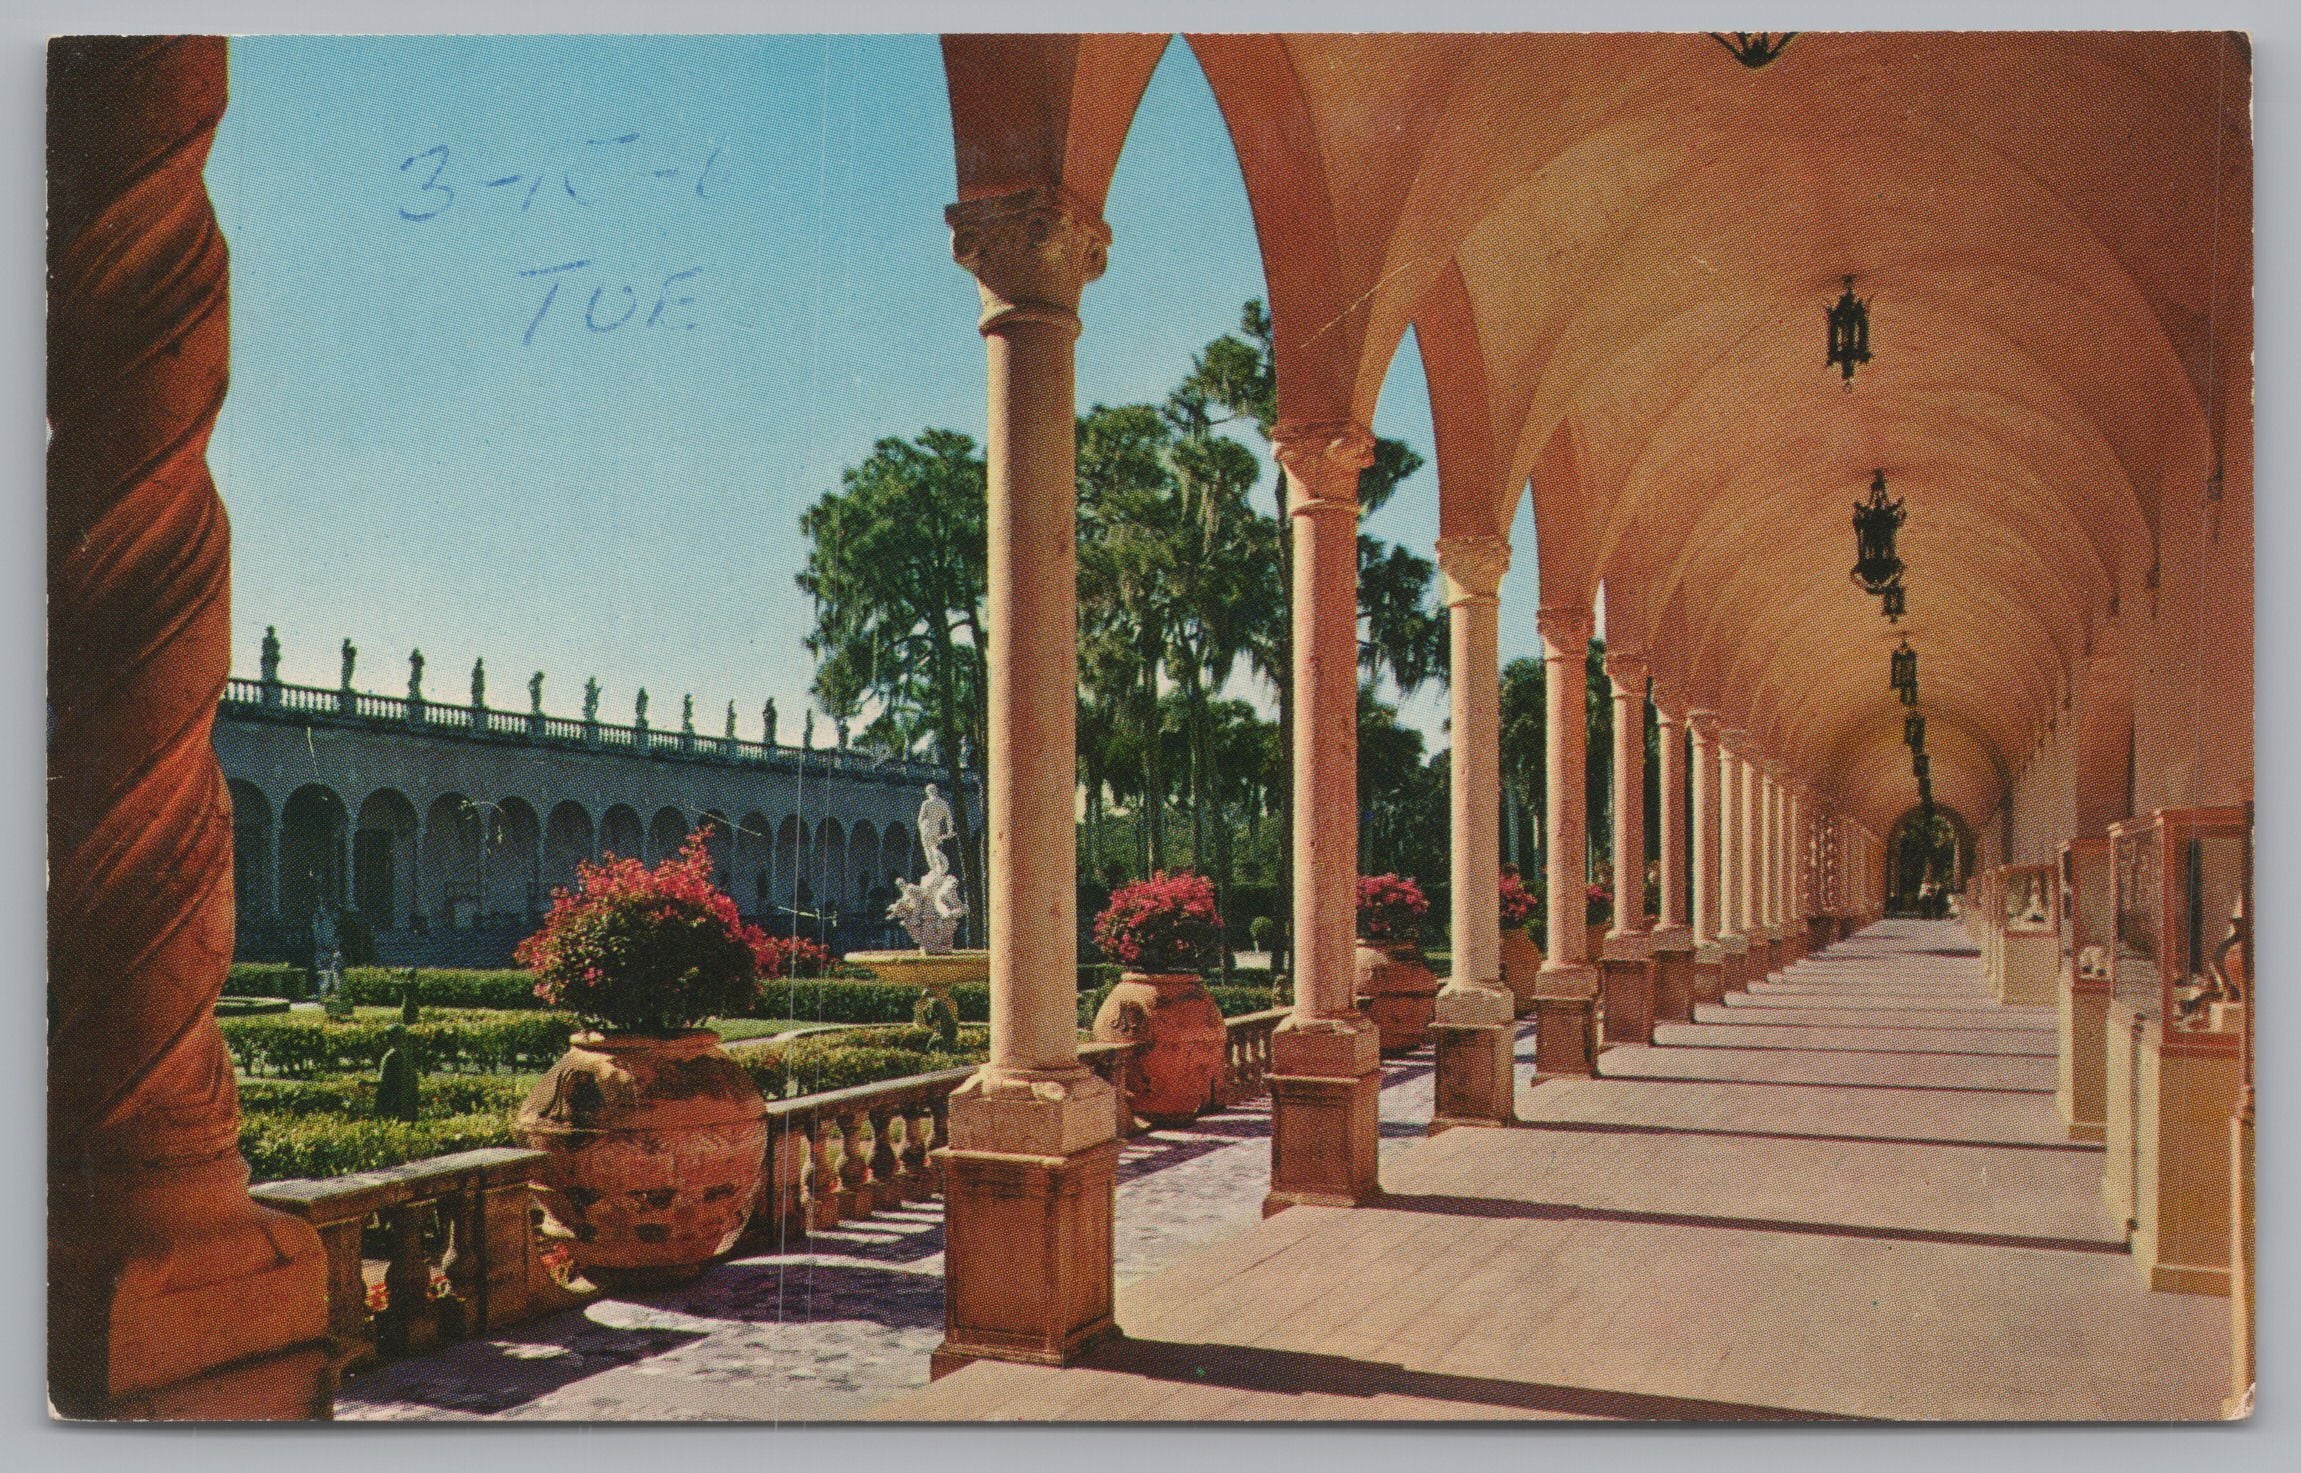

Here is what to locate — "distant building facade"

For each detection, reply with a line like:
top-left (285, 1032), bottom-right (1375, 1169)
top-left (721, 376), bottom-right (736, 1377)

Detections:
top-left (217, 666), bottom-right (968, 968)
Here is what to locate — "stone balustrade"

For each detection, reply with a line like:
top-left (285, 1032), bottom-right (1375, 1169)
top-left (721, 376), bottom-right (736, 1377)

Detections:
top-left (250, 1147), bottom-right (552, 1376)
top-left (251, 1009), bottom-right (1290, 1387)
top-left (226, 676), bottom-right (935, 780)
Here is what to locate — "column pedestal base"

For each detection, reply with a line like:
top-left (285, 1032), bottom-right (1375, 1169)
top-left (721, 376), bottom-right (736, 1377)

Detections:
top-left (1652, 947), bottom-right (1695, 1024)
top-left (930, 1072), bottom-right (1120, 1378)
top-left (1692, 957), bottom-right (1725, 1008)
top-left (49, 1155), bottom-right (334, 1421)
top-left (1598, 958), bottom-right (1655, 1045)
top-left (1430, 1017), bottom-right (1518, 1132)
top-left (1531, 968), bottom-right (1599, 1076)
top-left (1264, 1020), bottom-right (1382, 1213)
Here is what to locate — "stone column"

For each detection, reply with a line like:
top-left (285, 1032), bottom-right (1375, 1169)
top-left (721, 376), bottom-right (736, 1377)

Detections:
top-left (1688, 711), bottom-right (1726, 1006)
top-left (1757, 764), bottom-right (1781, 978)
top-left (1430, 535), bottom-right (1516, 1130)
top-left (48, 37), bottom-right (331, 1419)
top-left (1650, 691), bottom-right (1695, 1022)
top-left (934, 186), bottom-right (1118, 1375)
top-left (1265, 422), bottom-right (1383, 1210)
top-left (1716, 735), bottom-right (1749, 990)
top-left (1739, 746), bottom-right (1766, 980)
top-left (1599, 652), bottom-right (1654, 1043)
top-left (1533, 607), bottom-right (1600, 1075)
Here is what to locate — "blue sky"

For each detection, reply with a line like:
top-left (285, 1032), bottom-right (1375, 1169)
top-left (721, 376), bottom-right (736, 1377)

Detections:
top-left (205, 34), bottom-right (1543, 754)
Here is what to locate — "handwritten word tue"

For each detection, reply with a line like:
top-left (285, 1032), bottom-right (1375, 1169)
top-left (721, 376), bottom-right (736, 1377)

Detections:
top-left (396, 133), bottom-right (723, 223)
top-left (519, 262), bottom-right (703, 346)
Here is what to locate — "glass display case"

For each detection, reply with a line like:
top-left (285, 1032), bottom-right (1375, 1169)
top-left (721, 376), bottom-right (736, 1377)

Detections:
top-left (2110, 807), bottom-right (2248, 1048)
top-left (2001, 863), bottom-right (2055, 934)
top-left (2058, 837), bottom-right (2112, 984)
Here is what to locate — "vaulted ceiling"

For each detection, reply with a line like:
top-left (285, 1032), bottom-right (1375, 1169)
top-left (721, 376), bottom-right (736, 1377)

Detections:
top-left (943, 31), bottom-right (2252, 835)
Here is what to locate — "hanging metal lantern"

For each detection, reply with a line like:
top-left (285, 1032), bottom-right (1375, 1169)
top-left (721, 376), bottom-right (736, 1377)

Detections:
top-left (1851, 469), bottom-right (1904, 594)
top-left (1900, 676), bottom-right (1920, 709)
top-left (1881, 580), bottom-right (1907, 622)
top-left (1904, 710), bottom-right (1925, 749)
top-left (1827, 275), bottom-right (1872, 386)
top-left (1890, 636), bottom-right (1917, 696)
top-left (1913, 751), bottom-right (1930, 780)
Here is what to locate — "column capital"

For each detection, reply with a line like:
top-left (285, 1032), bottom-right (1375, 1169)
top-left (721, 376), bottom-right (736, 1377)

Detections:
top-left (1434, 534), bottom-right (1510, 605)
top-left (1650, 681), bottom-right (1685, 723)
top-left (1602, 649), bottom-right (1650, 695)
top-left (947, 186), bottom-right (1110, 332)
top-left (1273, 420), bottom-right (1376, 506)
top-left (1536, 605), bottom-right (1594, 652)
top-left (1686, 708), bottom-right (1722, 740)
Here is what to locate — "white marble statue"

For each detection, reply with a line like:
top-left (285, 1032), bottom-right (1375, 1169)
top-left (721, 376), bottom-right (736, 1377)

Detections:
top-left (917, 783), bottom-right (956, 878)
top-left (887, 783), bottom-right (967, 952)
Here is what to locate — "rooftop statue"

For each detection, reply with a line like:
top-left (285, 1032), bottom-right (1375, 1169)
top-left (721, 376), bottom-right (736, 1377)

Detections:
top-left (529, 670), bottom-right (545, 714)
top-left (583, 677), bottom-right (600, 723)
top-left (340, 637), bottom-right (357, 690)
top-left (763, 697), bottom-right (778, 746)
top-left (408, 648), bottom-right (425, 704)
top-left (634, 687), bottom-right (649, 726)
top-left (725, 701), bottom-right (738, 740)
top-left (471, 657), bottom-right (486, 710)
top-left (803, 710), bottom-right (814, 750)
top-left (682, 694), bottom-right (695, 734)
top-left (260, 626), bottom-right (281, 683)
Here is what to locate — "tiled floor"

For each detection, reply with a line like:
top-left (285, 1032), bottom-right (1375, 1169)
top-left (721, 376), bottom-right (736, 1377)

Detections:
top-left (334, 996), bottom-right (1464, 1420)
top-left (877, 922), bottom-right (2233, 1422)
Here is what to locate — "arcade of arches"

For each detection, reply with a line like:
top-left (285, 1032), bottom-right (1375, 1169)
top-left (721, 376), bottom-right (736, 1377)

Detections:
top-left (47, 33), bottom-right (2252, 1419)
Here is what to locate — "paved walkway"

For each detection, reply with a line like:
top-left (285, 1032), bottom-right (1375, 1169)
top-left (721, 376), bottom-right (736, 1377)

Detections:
top-left (336, 1006), bottom-right (1483, 1420)
top-left (341, 922), bottom-right (2232, 1422)
top-left (879, 922), bottom-right (2231, 1422)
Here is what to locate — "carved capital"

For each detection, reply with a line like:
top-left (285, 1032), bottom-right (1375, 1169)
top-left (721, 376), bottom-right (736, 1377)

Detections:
top-left (1650, 681), bottom-right (1686, 724)
top-left (1603, 650), bottom-right (1650, 697)
top-left (946, 186), bottom-right (1110, 332)
top-left (1536, 605), bottom-right (1593, 655)
top-left (1686, 708), bottom-right (1722, 741)
top-left (1435, 534), bottom-right (1510, 605)
top-left (1273, 420), bottom-right (1375, 508)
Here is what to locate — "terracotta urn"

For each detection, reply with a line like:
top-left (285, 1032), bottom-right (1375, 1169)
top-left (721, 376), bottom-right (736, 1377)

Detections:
top-left (1354, 941), bottom-right (1439, 1054)
top-left (515, 1030), bottom-right (768, 1290)
top-left (1092, 972), bottom-right (1226, 1126)
top-left (1501, 927), bottom-right (1546, 1012)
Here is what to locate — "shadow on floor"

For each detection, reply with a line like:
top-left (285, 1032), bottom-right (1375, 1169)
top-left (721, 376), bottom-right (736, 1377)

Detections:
top-left (340, 1320), bottom-right (711, 1415)
top-left (1520, 1117), bottom-right (2105, 1155)
top-left (1372, 1192), bottom-right (2128, 1256)
top-left (1068, 1336), bottom-right (1864, 1422)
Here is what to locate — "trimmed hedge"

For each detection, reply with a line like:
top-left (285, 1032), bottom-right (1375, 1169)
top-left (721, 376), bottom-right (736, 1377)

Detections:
top-left (735, 1029), bottom-right (985, 1101)
top-left (343, 967), bottom-right (545, 1010)
top-left (229, 961), bottom-right (312, 1000)
top-left (755, 978), bottom-right (925, 1024)
top-left (242, 1112), bottom-right (514, 1183)
top-left (223, 1013), bottom-right (575, 1078)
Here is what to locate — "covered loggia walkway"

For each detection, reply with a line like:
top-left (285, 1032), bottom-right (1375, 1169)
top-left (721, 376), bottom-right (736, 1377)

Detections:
top-left (881, 922), bottom-right (2228, 1422)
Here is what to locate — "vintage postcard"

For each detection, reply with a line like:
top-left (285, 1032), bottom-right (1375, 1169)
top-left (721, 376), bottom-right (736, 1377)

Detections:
top-left (46, 28), bottom-right (2253, 1423)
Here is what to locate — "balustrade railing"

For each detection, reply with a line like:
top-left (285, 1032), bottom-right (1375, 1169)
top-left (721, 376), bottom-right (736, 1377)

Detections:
top-left (222, 675), bottom-right (945, 782)
top-left (258, 1008), bottom-right (1289, 1384)
top-left (250, 1147), bottom-right (554, 1375)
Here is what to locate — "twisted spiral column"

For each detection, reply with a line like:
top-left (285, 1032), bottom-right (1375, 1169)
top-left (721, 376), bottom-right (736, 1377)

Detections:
top-left (48, 36), bottom-right (327, 1418)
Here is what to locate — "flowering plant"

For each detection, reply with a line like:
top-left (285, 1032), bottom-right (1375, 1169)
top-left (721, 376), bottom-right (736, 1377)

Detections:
top-left (1094, 871), bottom-right (1225, 974)
top-left (516, 828), bottom-right (764, 1033)
top-left (1498, 866), bottom-right (1539, 927)
top-left (1585, 882), bottom-right (1613, 927)
top-left (1357, 874), bottom-right (1429, 943)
